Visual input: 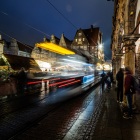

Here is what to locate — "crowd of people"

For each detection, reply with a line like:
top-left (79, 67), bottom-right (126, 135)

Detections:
top-left (101, 66), bottom-right (139, 119)
top-left (100, 70), bottom-right (113, 91)
top-left (116, 66), bottom-right (138, 119)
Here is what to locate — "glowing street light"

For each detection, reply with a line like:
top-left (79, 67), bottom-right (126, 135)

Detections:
top-left (98, 44), bottom-right (103, 50)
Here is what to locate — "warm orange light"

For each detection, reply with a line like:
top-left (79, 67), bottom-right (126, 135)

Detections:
top-left (36, 42), bottom-right (75, 55)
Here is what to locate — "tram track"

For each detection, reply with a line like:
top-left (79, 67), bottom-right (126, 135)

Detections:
top-left (0, 84), bottom-right (79, 117)
top-left (8, 84), bottom-right (101, 140)
top-left (0, 77), bottom-right (100, 140)
top-left (0, 81), bottom-right (101, 140)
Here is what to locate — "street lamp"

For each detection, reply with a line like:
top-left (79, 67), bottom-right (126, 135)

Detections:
top-left (98, 44), bottom-right (103, 50)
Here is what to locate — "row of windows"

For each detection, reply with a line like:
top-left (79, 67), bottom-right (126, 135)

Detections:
top-left (72, 46), bottom-right (87, 50)
top-left (75, 38), bottom-right (85, 42)
top-left (71, 46), bottom-right (99, 51)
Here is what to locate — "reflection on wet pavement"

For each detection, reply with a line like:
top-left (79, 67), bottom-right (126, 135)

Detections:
top-left (14, 86), bottom-right (104, 140)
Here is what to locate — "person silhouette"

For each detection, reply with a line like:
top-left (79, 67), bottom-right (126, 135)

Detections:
top-left (116, 68), bottom-right (124, 103)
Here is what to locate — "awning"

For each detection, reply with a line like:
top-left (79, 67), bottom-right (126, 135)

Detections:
top-left (3, 54), bottom-right (41, 71)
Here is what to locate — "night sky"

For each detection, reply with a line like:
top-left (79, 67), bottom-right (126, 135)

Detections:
top-left (0, 0), bottom-right (114, 60)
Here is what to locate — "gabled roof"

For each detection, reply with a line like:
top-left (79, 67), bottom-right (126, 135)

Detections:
top-left (42, 37), bottom-right (50, 42)
top-left (54, 36), bottom-right (60, 45)
top-left (60, 34), bottom-right (72, 48)
top-left (82, 27), bottom-right (100, 46)
top-left (63, 36), bottom-right (72, 46)
top-left (50, 35), bottom-right (60, 45)
top-left (3, 40), bottom-right (10, 47)
top-left (17, 41), bottom-right (33, 53)
top-left (3, 39), bottom-right (33, 53)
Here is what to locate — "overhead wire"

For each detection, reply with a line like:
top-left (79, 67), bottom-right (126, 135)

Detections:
top-left (45, 0), bottom-right (78, 30)
top-left (0, 30), bottom-right (33, 50)
top-left (0, 11), bottom-right (51, 38)
top-left (0, 8), bottom-right (73, 43)
top-left (0, 4), bottom-right (78, 49)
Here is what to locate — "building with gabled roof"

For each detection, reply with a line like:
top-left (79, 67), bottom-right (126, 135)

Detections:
top-left (2, 38), bottom-right (32, 57)
top-left (50, 34), bottom-right (60, 45)
top-left (59, 33), bottom-right (72, 49)
top-left (71, 25), bottom-right (104, 63)
top-left (17, 41), bottom-right (32, 57)
top-left (0, 35), bottom-right (40, 71)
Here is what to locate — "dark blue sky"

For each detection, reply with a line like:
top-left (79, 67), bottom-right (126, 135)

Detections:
top-left (0, 0), bottom-right (114, 60)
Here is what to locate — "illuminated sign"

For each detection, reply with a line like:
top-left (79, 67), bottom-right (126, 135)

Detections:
top-left (82, 75), bottom-right (94, 84)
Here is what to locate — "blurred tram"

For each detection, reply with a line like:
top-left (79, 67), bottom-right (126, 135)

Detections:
top-left (26, 66), bottom-right (101, 93)
top-left (26, 55), bottom-right (101, 93)
top-left (27, 41), bottom-right (103, 93)
top-left (47, 63), bottom-right (100, 90)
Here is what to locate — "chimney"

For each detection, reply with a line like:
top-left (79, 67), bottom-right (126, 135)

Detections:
top-left (91, 25), bottom-right (94, 32)
top-left (43, 37), bottom-right (47, 42)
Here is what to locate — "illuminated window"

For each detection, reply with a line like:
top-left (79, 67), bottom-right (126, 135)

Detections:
top-left (83, 38), bottom-right (85, 41)
top-left (79, 33), bottom-right (82, 36)
top-left (75, 39), bottom-right (77, 42)
top-left (79, 38), bottom-right (81, 41)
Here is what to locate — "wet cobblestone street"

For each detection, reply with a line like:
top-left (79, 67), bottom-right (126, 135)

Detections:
top-left (0, 84), bottom-right (105, 140)
top-left (12, 86), bottom-right (104, 140)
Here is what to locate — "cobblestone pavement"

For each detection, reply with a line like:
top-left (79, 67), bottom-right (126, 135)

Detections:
top-left (10, 85), bottom-right (104, 140)
top-left (0, 84), bottom-right (103, 140)
top-left (91, 86), bottom-right (140, 140)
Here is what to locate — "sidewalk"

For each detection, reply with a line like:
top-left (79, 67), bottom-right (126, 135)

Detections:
top-left (92, 84), bottom-right (140, 140)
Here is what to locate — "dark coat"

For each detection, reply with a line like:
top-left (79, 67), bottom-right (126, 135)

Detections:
top-left (116, 69), bottom-right (124, 89)
top-left (124, 71), bottom-right (135, 95)
top-left (17, 70), bottom-right (27, 84)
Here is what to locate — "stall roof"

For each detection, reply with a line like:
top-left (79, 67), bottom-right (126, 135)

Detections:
top-left (4, 54), bottom-right (41, 71)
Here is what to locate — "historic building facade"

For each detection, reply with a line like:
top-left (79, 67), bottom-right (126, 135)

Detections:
top-left (71, 25), bottom-right (104, 63)
top-left (59, 33), bottom-right (72, 49)
top-left (31, 34), bottom-right (73, 71)
top-left (0, 25), bottom-right (106, 71)
top-left (111, 0), bottom-right (140, 79)
top-left (0, 36), bottom-right (32, 57)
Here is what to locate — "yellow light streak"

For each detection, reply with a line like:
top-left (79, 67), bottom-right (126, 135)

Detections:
top-left (36, 42), bottom-right (75, 55)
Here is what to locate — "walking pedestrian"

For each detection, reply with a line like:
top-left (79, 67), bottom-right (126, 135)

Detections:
top-left (101, 71), bottom-right (106, 91)
top-left (123, 66), bottom-right (135, 119)
top-left (116, 68), bottom-right (124, 103)
top-left (106, 72), bottom-right (111, 89)
top-left (17, 67), bottom-right (27, 94)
